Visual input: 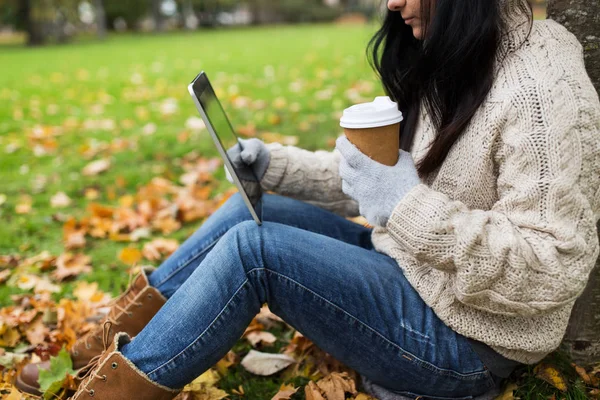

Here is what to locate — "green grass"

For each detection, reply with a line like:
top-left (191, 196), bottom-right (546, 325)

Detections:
top-left (0, 23), bottom-right (382, 399)
top-left (0, 23), bottom-right (382, 302)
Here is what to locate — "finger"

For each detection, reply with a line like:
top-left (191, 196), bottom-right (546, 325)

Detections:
top-left (335, 135), bottom-right (369, 169)
top-left (341, 179), bottom-right (353, 197)
top-left (338, 157), bottom-right (353, 181)
top-left (240, 140), bottom-right (260, 164)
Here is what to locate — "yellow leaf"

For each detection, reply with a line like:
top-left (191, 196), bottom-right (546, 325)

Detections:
top-left (118, 247), bottom-right (142, 265)
top-left (494, 383), bottom-right (517, 400)
top-left (73, 281), bottom-right (99, 302)
top-left (354, 394), bottom-right (377, 400)
top-left (534, 363), bottom-right (568, 392)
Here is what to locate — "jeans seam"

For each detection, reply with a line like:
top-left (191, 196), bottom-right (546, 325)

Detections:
top-left (152, 235), bottom-right (222, 288)
top-left (247, 267), bottom-right (487, 380)
top-left (146, 277), bottom-right (250, 377)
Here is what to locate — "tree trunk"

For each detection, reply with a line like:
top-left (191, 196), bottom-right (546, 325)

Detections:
top-left (19, 0), bottom-right (45, 46)
top-left (547, 0), bottom-right (600, 366)
top-left (152, 0), bottom-right (164, 32)
top-left (95, 0), bottom-right (107, 39)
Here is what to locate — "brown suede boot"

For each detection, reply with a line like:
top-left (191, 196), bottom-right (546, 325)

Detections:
top-left (15, 269), bottom-right (167, 396)
top-left (69, 329), bottom-right (180, 400)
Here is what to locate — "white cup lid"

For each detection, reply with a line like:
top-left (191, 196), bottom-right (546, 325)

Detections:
top-left (339, 96), bottom-right (403, 129)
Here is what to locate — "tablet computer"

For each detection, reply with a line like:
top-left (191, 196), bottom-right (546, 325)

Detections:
top-left (188, 71), bottom-right (263, 225)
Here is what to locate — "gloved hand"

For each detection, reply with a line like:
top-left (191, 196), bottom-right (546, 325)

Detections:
top-left (225, 138), bottom-right (271, 183)
top-left (335, 135), bottom-right (421, 227)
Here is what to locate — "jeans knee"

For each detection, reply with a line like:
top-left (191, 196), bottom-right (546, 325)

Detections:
top-left (226, 220), bottom-right (264, 274)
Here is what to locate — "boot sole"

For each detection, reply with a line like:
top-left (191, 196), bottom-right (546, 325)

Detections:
top-left (15, 373), bottom-right (43, 396)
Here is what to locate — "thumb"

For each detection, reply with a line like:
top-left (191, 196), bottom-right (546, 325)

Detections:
top-left (240, 140), bottom-right (259, 164)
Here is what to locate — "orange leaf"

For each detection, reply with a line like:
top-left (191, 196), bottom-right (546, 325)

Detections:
top-left (118, 247), bottom-right (142, 265)
top-left (271, 383), bottom-right (299, 400)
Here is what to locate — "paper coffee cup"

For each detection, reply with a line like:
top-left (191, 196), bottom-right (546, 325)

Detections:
top-left (339, 96), bottom-right (403, 166)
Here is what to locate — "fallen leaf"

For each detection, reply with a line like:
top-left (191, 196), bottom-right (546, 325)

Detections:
top-left (82, 158), bottom-right (111, 176)
top-left (51, 192), bottom-right (72, 208)
top-left (26, 315), bottom-right (49, 346)
top-left (316, 372), bottom-right (357, 400)
top-left (142, 238), bottom-right (179, 261)
top-left (231, 384), bottom-right (245, 395)
top-left (52, 253), bottom-right (92, 282)
top-left (494, 382), bottom-right (517, 400)
top-left (38, 347), bottom-right (75, 393)
top-left (15, 194), bottom-right (33, 214)
top-left (271, 383), bottom-right (299, 400)
top-left (3, 388), bottom-right (21, 400)
top-left (119, 247), bottom-right (142, 265)
top-left (179, 369), bottom-right (229, 400)
top-left (241, 349), bottom-right (297, 376)
top-left (354, 394), bottom-right (377, 400)
top-left (245, 330), bottom-right (277, 347)
top-left (305, 381), bottom-right (326, 400)
top-left (215, 351), bottom-right (237, 377)
top-left (534, 363), bottom-right (568, 392)
top-left (572, 363), bottom-right (592, 386)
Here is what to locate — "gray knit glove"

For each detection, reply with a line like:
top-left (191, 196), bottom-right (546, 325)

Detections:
top-left (336, 135), bottom-right (421, 227)
top-left (225, 138), bottom-right (271, 183)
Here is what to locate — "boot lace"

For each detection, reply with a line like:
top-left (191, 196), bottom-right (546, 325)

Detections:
top-left (75, 271), bottom-right (143, 355)
top-left (70, 320), bottom-right (115, 398)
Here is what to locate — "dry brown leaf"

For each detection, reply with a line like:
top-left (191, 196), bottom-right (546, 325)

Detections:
top-left (25, 315), bottom-right (49, 346)
top-left (271, 383), bottom-right (299, 400)
top-left (305, 381), bottom-right (326, 400)
top-left (142, 238), bottom-right (179, 261)
top-left (245, 330), bottom-right (277, 347)
top-left (0, 269), bottom-right (11, 284)
top-left (82, 158), bottom-right (111, 176)
top-left (316, 371), bottom-right (357, 400)
top-left (534, 363), bottom-right (568, 392)
top-left (231, 384), bottom-right (245, 395)
top-left (119, 247), bottom-right (142, 265)
top-left (572, 363), bottom-right (592, 385)
top-left (52, 253), bottom-right (92, 282)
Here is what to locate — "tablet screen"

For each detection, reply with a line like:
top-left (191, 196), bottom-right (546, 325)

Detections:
top-left (189, 73), bottom-right (262, 221)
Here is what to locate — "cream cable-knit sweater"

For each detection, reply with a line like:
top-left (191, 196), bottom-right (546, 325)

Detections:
top-left (258, 0), bottom-right (600, 364)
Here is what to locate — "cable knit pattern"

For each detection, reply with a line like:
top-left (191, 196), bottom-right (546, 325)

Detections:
top-left (259, 0), bottom-right (600, 365)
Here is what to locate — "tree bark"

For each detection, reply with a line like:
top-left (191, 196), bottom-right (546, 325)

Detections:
top-left (95, 0), bottom-right (107, 39)
top-left (19, 0), bottom-right (45, 46)
top-left (547, 0), bottom-right (600, 366)
top-left (152, 0), bottom-right (164, 32)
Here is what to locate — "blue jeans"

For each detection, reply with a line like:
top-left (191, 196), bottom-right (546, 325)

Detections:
top-left (121, 192), bottom-right (496, 399)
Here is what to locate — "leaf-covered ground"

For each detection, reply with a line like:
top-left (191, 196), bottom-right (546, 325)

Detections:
top-left (0, 22), bottom-right (598, 400)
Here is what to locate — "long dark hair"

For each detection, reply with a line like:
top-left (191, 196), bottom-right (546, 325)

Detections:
top-left (367, 0), bottom-right (533, 176)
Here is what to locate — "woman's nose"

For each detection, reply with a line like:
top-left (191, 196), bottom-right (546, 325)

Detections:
top-left (387, 0), bottom-right (405, 11)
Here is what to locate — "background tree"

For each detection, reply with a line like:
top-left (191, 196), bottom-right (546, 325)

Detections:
top-left (547, 0), bottom-right (600, 366)
top-left (94, 0), bottom-right (106, 39)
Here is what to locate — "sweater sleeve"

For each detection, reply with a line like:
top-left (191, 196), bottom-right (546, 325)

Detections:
top-left (385, 78), bottom-right (600, 317)
top-left (259, 142), bottom-right (360, 218)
